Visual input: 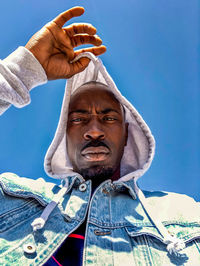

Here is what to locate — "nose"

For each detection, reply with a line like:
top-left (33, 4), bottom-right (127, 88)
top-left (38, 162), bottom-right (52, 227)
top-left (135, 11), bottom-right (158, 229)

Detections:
top-left (83, 119), bottom-right (105, 140)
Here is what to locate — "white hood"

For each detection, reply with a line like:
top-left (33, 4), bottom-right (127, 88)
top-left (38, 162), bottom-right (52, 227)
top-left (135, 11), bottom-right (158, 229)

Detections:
top-left (44, 52), bottom-right (155, 182)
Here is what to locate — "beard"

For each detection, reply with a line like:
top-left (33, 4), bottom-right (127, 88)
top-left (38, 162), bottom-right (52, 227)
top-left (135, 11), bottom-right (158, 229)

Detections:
top-left (80, 165), bottom-right (114, 186)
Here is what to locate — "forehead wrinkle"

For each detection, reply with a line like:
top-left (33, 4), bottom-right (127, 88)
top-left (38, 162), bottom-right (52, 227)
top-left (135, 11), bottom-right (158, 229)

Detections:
top-left (68, 108), bottom-right (121, 117)
top-left (69, 83), bottom-right (125, 119)
top-left (70, 81), bottom-right (113, 103)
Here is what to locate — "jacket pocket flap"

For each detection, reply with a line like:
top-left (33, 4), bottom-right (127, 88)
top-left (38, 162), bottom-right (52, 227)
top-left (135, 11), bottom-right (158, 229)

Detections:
top-left (125, 222), bottom-right (200, 243)
top-left (0, 172), bottom-right (59, 206)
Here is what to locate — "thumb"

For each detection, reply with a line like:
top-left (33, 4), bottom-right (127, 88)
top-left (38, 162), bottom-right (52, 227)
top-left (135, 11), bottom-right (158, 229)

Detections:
top-left (67, 57), bottom-right (90, 78)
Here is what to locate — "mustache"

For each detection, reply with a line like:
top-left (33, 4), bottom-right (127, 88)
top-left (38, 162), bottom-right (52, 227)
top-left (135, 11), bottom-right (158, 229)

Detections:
top-left (81, 140), bottom-right (109, 152)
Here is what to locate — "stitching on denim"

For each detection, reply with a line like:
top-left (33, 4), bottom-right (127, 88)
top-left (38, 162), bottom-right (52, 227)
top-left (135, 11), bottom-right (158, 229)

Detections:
top-left (126, 230), bottom-right (164, 243)
top-left (89, 218), bottom-right (200, 229)
top-left (137, 235), bottom-right (153, 265)
top-left (126, 227), bottom-right (200, 244)
top-left (0, 201), bottom-right (42, 233)
top-left (185, 235), bottom-right (200, 244)
top-left (108, 194), bottom-right (115, 266)
top-left (82, 180), bottom-right (110, 266)
top-left (90, 220), bottom-right (128, 228)
top-left (143, 235), bottom-right (155, 266)
top-left (125, 228), bottom-right (137, 265)
top-left (0, 181), bottom-right (48, 206)
top-left (35, 220), bottom-right (81, 265)
top-left (0, 199), bottom-right (38, 218)
top-left (194, 239), bottom-right (200, 253)
top-left (0, 233), bottom-right (33, 257)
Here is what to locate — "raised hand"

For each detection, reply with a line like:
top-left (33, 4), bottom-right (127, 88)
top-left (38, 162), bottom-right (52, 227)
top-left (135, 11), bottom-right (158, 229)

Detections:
top-left (25, 6), bottom-right (106, 80)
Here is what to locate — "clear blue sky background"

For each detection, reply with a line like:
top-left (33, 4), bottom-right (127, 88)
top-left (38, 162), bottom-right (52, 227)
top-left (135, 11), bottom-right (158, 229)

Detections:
top-left (0, 0), bottom-right (199, 200)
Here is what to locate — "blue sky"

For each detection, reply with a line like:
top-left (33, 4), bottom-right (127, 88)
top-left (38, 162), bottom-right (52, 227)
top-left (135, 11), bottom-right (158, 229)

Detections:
top-left (0, 0), bottom-right (199, 200)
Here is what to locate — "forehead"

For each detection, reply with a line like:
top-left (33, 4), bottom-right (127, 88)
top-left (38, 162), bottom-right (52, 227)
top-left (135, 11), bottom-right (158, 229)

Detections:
top-left (69, 83), bottom-right (122, 111)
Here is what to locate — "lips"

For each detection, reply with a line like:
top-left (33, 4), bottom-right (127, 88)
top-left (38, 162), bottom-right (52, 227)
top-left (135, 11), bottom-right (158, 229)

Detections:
top-left (81, 146), bottom-right (110, 161)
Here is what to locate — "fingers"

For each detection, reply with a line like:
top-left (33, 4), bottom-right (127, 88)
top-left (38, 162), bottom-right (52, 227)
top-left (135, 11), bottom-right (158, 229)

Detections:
top-left (64, 23), bottom-right (96, 37)
top-left (74, 45), bottom-right (107, 57)
top-left (53, 6), bottom-right (84, 28)
top-left (70, 34), bottom-right (102, 48)
top-left (66, 46), bottom-right (106, 78)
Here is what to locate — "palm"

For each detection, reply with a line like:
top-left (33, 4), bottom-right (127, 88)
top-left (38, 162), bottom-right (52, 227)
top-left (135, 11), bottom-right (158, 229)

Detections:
top-left (45, 53), bottom-right (72, 80)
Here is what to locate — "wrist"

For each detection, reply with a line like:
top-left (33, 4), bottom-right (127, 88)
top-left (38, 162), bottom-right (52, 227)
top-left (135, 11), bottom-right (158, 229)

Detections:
top-left (4, 46), bottom-right (47, 90)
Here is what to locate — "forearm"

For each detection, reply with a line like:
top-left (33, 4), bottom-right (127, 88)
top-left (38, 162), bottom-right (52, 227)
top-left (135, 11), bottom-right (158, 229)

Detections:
top-left (0, 46), bottom-right (47, 115)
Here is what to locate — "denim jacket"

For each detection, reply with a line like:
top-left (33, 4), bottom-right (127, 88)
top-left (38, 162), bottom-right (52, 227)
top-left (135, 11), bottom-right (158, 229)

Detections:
top-left (0, 172), bottom-right (200, 266)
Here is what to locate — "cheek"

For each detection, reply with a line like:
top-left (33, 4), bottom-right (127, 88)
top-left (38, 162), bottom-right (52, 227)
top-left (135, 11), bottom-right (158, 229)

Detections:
top-left (66, 128), bottom-right (84, 158)
top-left (110, 126), bottom-right (126, 146)
top-left (107, 130), bottom-right (126, 164)
top-left (67, 126), bottom-right (81, 144)
top-left (66, 130), bottom-right (77, 155)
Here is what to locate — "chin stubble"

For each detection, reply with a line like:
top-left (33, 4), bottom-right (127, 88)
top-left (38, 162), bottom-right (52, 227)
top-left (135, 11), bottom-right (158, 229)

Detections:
top-left (80, 166), bottom-right (114, 183)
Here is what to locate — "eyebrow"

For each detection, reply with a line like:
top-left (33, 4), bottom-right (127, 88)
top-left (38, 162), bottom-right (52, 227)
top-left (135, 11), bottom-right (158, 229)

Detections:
top-left (68, 109), bottom-right (88, 115)
top-left (68, 108), bottom-right (121, 116)
top-left (100, 108), bottom-right (120, 114)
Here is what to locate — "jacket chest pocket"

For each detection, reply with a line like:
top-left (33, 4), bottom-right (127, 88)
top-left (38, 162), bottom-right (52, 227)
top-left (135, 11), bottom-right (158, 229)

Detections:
top-left (0, 198), bottom-right (44, 264)
top-left (0, 199), bottom-right (43, 233)
top-left (125, 223), bottom-right (200, 265)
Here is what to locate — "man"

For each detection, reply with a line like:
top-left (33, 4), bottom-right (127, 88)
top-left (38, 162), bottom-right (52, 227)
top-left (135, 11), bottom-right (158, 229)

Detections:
top-left (0, 6), bottom-right (200, 266)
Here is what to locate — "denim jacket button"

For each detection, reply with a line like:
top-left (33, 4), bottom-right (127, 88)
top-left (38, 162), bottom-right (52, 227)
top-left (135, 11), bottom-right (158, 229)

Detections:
top-left (79, 183), bottom-right (87, 192)
top-left (23, 243), bottom-right (36, 254)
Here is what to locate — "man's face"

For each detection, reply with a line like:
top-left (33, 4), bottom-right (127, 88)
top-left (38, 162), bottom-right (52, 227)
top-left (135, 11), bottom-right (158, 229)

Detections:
top-left (66, 83), bottom-right (128, 180)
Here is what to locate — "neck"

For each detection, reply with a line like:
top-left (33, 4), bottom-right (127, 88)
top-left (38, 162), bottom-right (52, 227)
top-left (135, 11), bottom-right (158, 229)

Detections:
top-left (111, 166), bottom-right (120, 181)
top-left (91, 166), bottom-right (121, 191)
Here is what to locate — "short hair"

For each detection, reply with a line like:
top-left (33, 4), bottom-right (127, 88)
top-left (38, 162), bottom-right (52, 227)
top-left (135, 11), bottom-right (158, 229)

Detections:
top-left (79, 80), bottom-right (108, 88)
top-left (77, 81), bottom-right (126, 119)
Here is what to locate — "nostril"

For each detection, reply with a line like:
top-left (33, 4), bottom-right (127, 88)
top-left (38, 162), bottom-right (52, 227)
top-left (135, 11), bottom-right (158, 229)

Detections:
top-left (84, 130), bottom-right (105, 140)
top-left (84, 133), bottom-right (92, 140)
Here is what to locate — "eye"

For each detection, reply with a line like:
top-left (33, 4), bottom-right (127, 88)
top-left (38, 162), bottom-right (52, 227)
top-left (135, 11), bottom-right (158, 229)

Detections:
top-left (70, 117), bottom-right (88, 124)
top-left (103, 116), bottom-right (117, 122)
top-left (71, 118), bottom-right (82, 122)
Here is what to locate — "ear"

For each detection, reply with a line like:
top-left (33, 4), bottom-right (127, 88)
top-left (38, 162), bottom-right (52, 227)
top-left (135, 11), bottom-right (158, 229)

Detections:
top-left (124, 122), bottom-right (129, 146)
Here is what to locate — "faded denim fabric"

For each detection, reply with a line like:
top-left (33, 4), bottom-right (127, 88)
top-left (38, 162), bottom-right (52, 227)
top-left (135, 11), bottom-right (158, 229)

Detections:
top-left (0, 172), bottom-right (200, 266)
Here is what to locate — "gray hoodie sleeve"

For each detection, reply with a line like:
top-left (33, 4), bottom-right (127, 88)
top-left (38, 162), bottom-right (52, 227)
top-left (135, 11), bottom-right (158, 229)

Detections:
top-left (0, 46), bottom-right (47, 115)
